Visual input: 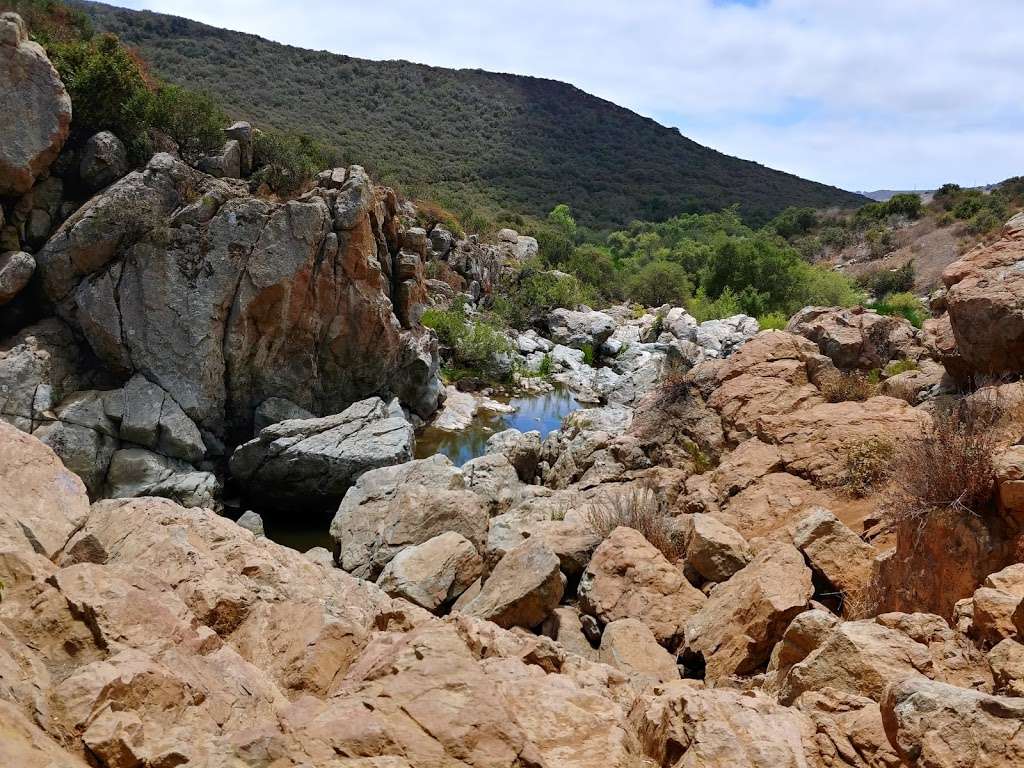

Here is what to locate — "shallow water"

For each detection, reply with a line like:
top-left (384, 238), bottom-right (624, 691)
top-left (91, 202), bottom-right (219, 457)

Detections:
top-left (414, 387), bottom-right (580, 466)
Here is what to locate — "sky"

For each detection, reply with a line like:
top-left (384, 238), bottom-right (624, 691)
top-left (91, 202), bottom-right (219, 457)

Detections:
top-left (110, 0), bottom-right (1024, 193)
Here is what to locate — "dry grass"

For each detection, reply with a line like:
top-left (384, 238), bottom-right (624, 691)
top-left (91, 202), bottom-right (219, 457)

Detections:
top-left (886, 399), bottom-right (1001, 525)
top-left (819, 370), bottom-right (879, 403)
top-left (842, 438), bottom-right (896, 498)
top-left (586, 482), bottom-right (684, 561)
top-left (655, 366), bottom-right (693, 407)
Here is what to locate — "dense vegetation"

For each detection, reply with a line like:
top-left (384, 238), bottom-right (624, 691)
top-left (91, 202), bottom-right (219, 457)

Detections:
top-left (74, 0), bottom-right (865, 230)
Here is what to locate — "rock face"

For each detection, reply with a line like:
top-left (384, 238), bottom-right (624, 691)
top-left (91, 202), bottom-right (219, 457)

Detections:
top-left (34, 156), bottom-right (442, 444)
top-left (230, 397), bottom-right (414, 505)
top-left (579, 526), bottom-right (706, 648)
top-left (0, 12), bottom-right (72, 196)
top-left (943, 217), bottom-right (1024, 375)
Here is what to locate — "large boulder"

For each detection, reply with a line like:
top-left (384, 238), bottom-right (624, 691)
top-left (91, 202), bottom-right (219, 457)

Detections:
top-left (684, 543), bottom-right (813, 678)
top-left (34, 155), bottom-right (442, 442)
top-left (681, 513), bottom-right (752, 583)
top-left (695, 314), bottom-right (760, 358)
top-left (462, 538), bottom-right (564, 629)
top-left (546, 308), bottom-right (617, 350)
top-left (104, 447), bottom-right (219, 509)
top-left (786, 306), bottom-right (924, 370)
top-left (330, 453), bottom-right (489, 579)
top-left (598, 618), bottom-right (679, 684)
top-left (943, 218), bottom-right (1024, 376)
top-left (79, 131), bottom-right (128, 191)
top-left (881, 678), bottom-right (1024, 767)
top-left (579, 526), bottom-right (706, 648)
top-left (230, 397), bottom-right (413, 505)
top-left (792, 506), bottom-right (876, 598)
top-left (0, 12), bottom-right (72, 196)
top-left (376, 531), bottom-right (483, 613)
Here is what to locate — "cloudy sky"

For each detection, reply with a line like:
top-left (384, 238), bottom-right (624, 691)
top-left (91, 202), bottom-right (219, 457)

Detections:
top-left (112, 0), bottom-right (1024, 192)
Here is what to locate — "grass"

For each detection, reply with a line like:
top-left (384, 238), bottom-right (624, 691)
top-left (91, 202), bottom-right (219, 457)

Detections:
top-left (819, 370), bottom-right (879, 403)
top-left (586, 482), bottom-right (683, 561)
top-left (885, 359), bottom-right (920, 377)
top-left (842, 438), bottom-right (896, 498)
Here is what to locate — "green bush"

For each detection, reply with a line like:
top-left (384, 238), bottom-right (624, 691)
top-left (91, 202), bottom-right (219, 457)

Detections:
top-left (967, 209), bottom-right (1001, 235)
top-left (252, 130), bottom-right (340, 195)
top-left (688, 286), bottom-right (741, 323)
top-left (626, 260), bottom-right (692, 307)
top-left (756, 311), bottom-right (789, 330)
top-left (564, 245), bottom-right (618, 299)
top-left (859, 261), bottom-right (915, 297)
top-left (884, 193), bottom-right (923, 219)
top-left (140, 84), bottom-right (228, 157)
top-left (421, 299), bottom-right (513, 380)
top-left (770, 206), bottom-right (818, 238)
top-left (492, 262), bottom-right (593, 329)
top-left (871, 291), bottom-right (927, 328)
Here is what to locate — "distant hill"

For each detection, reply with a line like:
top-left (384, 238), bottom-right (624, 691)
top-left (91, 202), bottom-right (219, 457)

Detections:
top-left (77, 1), bottom-right (867, 228)
top-left (860, 190), bottom-right (932, 203)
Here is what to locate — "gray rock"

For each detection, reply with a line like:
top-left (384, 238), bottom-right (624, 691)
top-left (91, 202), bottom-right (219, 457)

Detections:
top-left (103, 374), bottom-right (206, 463)
top-left (486, 428), bottom-right (542, 483)
top-left (235, 510), bottom-right (264, 537)
top-left (79, 131), bottom-right (128, 191)
top-left (105, 447), bottom-right (219, 509)
top-left (696, 315), bottom-right (760, 358)
top-left (231, 397), bottom-right (414, 506)
top-left (329, 453), bottom-right (488, 579)
top-left (462, 452), bottom-right (524, 513)
top-left (0, 319), bottom-right (84, 432)
top-left (198, 139), bottom-right (242, 179)
top-left (253, 397), bottom-right (314, 433)
top-left (546, 308), bottom-right (617, 350)
top-left (33, 391), bottom-right (119, 497)
top-left (223, 121), bottom-right (253, 176)
top-left (0, 250), bottom-right (34, 305)
top-left (303, 546), bottom-right (335, 567)
top-left (0, 13), bottom-right (71, 195)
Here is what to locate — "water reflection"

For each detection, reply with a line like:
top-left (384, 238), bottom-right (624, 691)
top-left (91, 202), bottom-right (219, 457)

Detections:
top-left (415, 387), bottom-right (580, 466)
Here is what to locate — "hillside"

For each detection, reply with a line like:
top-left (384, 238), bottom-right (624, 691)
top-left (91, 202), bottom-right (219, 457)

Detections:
top-left (75, 0), bottom-right (865, 228)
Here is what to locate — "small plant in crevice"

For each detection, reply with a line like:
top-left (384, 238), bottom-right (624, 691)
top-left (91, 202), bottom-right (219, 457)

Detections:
top-left (585, 482), bottom-right (683, 561)
top-left (842, 438), bottom-right (896, 498)
top-left (819, 370), bottom-right (879, 403)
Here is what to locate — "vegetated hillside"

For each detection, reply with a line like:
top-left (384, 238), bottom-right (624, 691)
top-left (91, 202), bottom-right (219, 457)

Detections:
top-left (76, 0), bottom-right (866, 229)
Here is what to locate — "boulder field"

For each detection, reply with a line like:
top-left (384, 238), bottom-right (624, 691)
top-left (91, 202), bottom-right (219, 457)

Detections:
top-left (2, 14), bottom-right (1024, 765)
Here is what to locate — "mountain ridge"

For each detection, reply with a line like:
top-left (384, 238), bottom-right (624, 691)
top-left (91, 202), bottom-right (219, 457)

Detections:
top-left (75, 0), bottom-right (867, 228)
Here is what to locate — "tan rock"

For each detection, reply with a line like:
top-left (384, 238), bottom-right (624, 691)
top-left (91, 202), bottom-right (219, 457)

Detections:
top-left (786, 306), bottom-right (924, 370)
top-left (579, 526), bottom-right (706, 648)
top-left (0, 699), bottom-right (89, 768)
top-left (795, 688), bottom-right (902, 768)
top-left (792, 506), bottom-right (876, 598)
top-left (685, 543), bottom-right (812, 678)
top-left (988, 638), bottom-right (1024, 697)
top-left (780, 619), bottom-right (934, 704)
top-left (634, 681), bottom-right (821, 768)
top-left (968, 587), bottom-right (1023, 648)
top-left (682, 513), bottom-right (752, 583)
top-left (994, 445), bottom-right (1024, 526)
top-left (376, 531), bottom-right (483, 612)
top-left (716, 471), bottom-right (833, 540)
top-left (541, 606), bottom-right (599, 661)
top-left (0, 420), bottom-right (89, 557)
top-left (462, 538), bottom-right (564, 629)
top-left (881, 678), bottom-right (1024, 767)
top-left (598, 618), bottom-right (680, 684)
top-left (765, 608), bottom-right (839, 690)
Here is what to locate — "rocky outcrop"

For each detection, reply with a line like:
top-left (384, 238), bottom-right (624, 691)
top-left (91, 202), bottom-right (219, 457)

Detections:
top-left (0, 13), bottom-right (72, 196)
top-left (231, 397), bottom-right (413, 505)
top-left (34, 155), bottom-right (442, 445)
top-left (546, 307), bottom-right (617, 350)
top-left (786, 306), bottom-right (924, 370)
top-left (942, 216), bottom-right (1024, 376)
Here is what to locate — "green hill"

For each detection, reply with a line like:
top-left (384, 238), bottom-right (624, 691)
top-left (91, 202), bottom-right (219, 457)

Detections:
top-left (77, 0), bottom-right (866, 228)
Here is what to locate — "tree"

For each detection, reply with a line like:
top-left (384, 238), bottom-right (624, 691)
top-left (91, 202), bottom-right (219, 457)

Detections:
top-left (547, 204), bottom-right (577, 239)
top-left (626, 261), bottom-right (692, 307)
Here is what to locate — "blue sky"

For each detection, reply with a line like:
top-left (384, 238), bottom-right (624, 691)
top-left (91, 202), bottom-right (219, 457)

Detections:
top-left (112, 0), bottom-right (1024, 192)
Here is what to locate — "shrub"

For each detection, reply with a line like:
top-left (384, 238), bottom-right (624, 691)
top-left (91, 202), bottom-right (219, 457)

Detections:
top-left (886, 400), bottom-right (1000, 523)
top-left (421, 299), bottom-right (513, 380)
top-left (586, 482), bottom-right (683, 561)
top-left (535, 353), bottom-right (553, 378)
top-left (859, 261), bottom-right (915, 297)
top-left (756, 311), bottom-right (789, 330)
top-left (871, 291), bottom-right (927, 328)
top-left (492, 263), bottom-right (592, 329)
top-left (656, 366), bottom-right (692, 407)
top-left (885, 358), bottom-right (920, 376)
top-left (884, 193), bottom-right (923, 219)
top-left (819, 370), bottom-right (878, 403)
top-left (564, 245), bottom-right (618, 299)
top-left (967, 209), bottom-right (1001, 235)
top-left (790, 264), bottom-right (863, 310)
top-left (626, 260), bottom-right (693, 307)
top-left (252, 130), bottom-right (340, 195)
top-left (688, 286), bottom-right (741, 323)
top-left (770, 206), bottom-right (817, 238)
top-left (842, 438), bottom-right (896, 497)
top-left (414, 200), bottom-right (465, 238)
top-left (140, 84), bottom-right (228, 157)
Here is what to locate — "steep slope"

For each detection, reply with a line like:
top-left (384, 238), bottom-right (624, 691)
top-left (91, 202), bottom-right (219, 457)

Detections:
top-left (76, 0), bottom-right (866, 228)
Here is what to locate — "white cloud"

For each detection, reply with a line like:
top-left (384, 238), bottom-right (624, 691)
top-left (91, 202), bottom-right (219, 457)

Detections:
top-left (112, 0), bottom-right (1024, 191)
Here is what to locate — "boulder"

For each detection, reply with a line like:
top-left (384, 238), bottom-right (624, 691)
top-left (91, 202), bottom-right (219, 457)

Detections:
top-left (462, 538), bottom-right (563, 629)
top-left (695, 314), bottom-right (759, 358)
top-left (540, 606), bottom-right (598, 661)
top-left (0, 250), bottom-right (34, 305)
top-left (988, 638), bottom-right (1024, 697)
top-left (376, 531), bottom-right (483, 612)
top-left (967, 585), bottom-right (1024, 648)
top-left (579, 527), bottom-right (706, 648)
top-left (792, 507), bottom-right (876, 598)
top-left (330, 454), bottom-right (488, 579)
top-left (943, 220), bottom-right (1024, 376)
top-left (486, 428), bottom-right (543, 482)
top-left (786, 306), bottom-right (924, 370)
top-left (0, 420), bottom-right (88, 557)
top-left (252, 396), bottom-right (314, 433)
top-left (35, 155), bottom-right (442, 441)
top-left (79, 131), bottom-right (128, 191)
top-left (223, 121), bottom-right (253, 175)
top-left (235, 510), bottom-right (264, 537)
top-left (484, 503), bottom-right (600, 578)
top-left (682, 513), bottom-right (752, 583)
top-left (32, 390), bottom-right (119, 497)
top-left (104, 448), bottom-right (219, 509)
top-left (994, 445), bottom-right (1024, 527)
top-left (635, 682), bottom-right (820, 768)
top-left (881, 678), bottom-right (1024, 767)
top-left (780, 618), bottom-right (934, 704)
top-left (685, 544), bottom-right (813, 678)
top-left (598, 618), bottom-right (679, 683)
top-left (462, 452), bottom-right (524, 513)
top-left (105, 374), bottom-right (207, 463)
top-left (546, 308), bottom-right (616, 350)
top-left (0, 12), bottom-right (72, 196)
top-left (198, 139), bottom-right (242, 178)
top-left (230, 397), bottom-right (413, 505)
